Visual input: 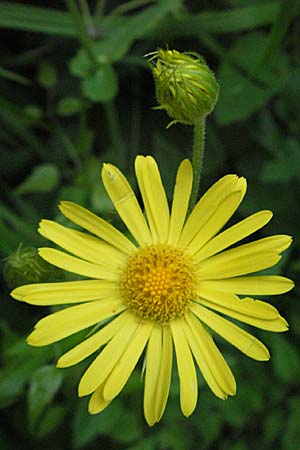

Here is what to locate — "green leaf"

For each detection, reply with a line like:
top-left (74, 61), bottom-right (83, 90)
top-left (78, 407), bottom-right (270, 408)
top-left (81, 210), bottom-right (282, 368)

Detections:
top-left (0, 219), bottom-right (20, 254)
top-left (262, 410), bottom-right (282, 447)
top-left (270, 335), bottom-right (300, 383)
top-left (261, 138), bottom-right (300, 183)
top-left (0, 2), bottom-right (75, 36)
top-left (255, 0), bottom-right (300, 70)
top-left (72, 397), bottom-right (123, 449)
top-left (151, 2), bottom-right (282, 37)
top-left (0, 66), bottom-right (30, 85)
top-left (215, 32), bottom-right (290, 124)
top-left (57, 97), bottom-right (82, 116)
top-left (28, 365), bottom-right (63, 432)
top-left (16, 164), bottom-right (60, 195)
top-left (35, 405), bottom-right (66, 438)
top-left (0, 339), bottom-right (52, 409)
top-left (0, 96), bottom-right (46, 159)
top-left (37, 62), bottom-right (57, 89)
top-left (82, 65), bottom-right (118, 102)
top-left (70, 1), bottom-right (182, 78)
top-left (113, 410), bottom-right (142, 444)
top-left (282, 398), bottom-right (300, 450)
top-left (24, 105), bottom-right (43, 122)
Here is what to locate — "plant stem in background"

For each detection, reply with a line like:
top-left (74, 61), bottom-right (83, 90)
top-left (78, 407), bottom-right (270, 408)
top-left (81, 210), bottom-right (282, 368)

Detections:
top-left (95, 0), bottom-right (106, 18)
top-left (104, 101), bottom-right (126, 169)
top-left (66, 0), bottom-right (99, 68)
top-left (189, 118), bottom-right (206, 212)
top-left (111, 0), bottom-right (155, 17)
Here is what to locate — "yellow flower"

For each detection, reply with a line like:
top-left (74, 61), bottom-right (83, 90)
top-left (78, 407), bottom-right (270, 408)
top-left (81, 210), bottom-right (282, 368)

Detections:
top-left (11, 156), bottom-right (293, 426)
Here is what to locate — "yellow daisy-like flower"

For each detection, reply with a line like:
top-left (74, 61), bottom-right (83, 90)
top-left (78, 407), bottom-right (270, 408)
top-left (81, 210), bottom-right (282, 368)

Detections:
top-left (11, 156), bottom-right (293, 426)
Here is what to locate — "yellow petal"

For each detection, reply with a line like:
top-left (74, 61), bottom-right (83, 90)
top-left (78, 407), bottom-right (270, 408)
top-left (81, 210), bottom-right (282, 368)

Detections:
top-left (184, 312), bottom-right (236, 398)
top-left (191, 303), bottom-right (270, 361)
top-left (197, 290), bottom-right (288, 332)
top-left (180, 174), bottom-right (246, 247)
top-left (102, 162), bottom-right (152, 245)
top-left (196, 235), bottom-right (291, 270)
top-left (197, 252), bottom-right (281, 279)
top-left (168, 159), bottom-right (193, 246)
top-left (11, 280), bottom-right (118, 305)
top-left (135, 156), bottom-right (170, 243)
top-left (39, 220), bottom-right (125, 268)
top-left (38, 248), bottom-right (118, 280)
top-left (88, 383), bottom-right (113, 414)
top-left (198, 288), bottom-right (280, 319)
top-left (144, 326), bottom-right (162, 426)
top-left (194, 210), bottom-right (273, 262)
top-left (187, 191), bottom-right (244, 255)
top-left (155, 325), bottom-right (173, 423)
top-left (103, 321), bottom-right (153, 401)
top-left (170, 319), bottom-right (198, 417)
top-left (78, 313), bottom-right (138, 397)
top-left (59, 201), bottom-right (135, 254)
top-left (57, 312), bottom-right (130, 367)
top-left (201, 275), bottom-right (294, 295)
top-left (27, 297), bottom-right (125, 346)
top-left (201, 300), bottom-right (288, 331)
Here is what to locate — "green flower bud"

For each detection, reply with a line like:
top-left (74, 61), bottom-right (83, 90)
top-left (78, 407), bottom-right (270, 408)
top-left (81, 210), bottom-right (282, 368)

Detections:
top-left (3, 245), bottom-right (61, 289)
top-left (148, 48), bottom-right (219, 126)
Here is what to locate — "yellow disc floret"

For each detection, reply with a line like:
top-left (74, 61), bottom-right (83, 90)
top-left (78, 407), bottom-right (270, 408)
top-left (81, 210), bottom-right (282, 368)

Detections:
top-left (121, 244), bottom-right (195, 323)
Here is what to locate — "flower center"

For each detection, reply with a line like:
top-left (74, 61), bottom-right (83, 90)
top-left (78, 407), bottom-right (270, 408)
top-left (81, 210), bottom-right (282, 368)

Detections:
top-left (120, 244), bottom-right (195, 323)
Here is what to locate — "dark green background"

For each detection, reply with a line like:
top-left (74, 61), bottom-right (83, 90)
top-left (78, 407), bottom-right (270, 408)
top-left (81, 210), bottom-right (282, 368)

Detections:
top-left (0, 1), bottom-right (299, 449)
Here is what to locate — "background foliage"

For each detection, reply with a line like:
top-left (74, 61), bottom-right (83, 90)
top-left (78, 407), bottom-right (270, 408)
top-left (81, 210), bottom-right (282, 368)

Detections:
top-left (0, 1), bottom-right (299, 449)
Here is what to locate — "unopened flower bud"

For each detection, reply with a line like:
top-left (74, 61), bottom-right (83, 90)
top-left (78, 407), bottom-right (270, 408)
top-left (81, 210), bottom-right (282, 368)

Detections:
top-left (148, 48), bottom-right (219, 126)
top-left (4, 245), bottom-right (61, 289)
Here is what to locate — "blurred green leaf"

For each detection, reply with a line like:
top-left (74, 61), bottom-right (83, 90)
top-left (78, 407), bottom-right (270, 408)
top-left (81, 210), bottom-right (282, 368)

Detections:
top-left (0, 220), bottom-right (21, 253)
top-left (72, 397), bottom-right (123, 449)
top-left (57, 97), bottom-right (82, 116)
top-left (282, 398), bottom-right (300, 450)
top-left (270, 335), bottom-right (300, 383)
top-left (0, 66), bottom-right (30, 85)
top-left (0, 336), bottom-right (52, 408)
top-left (152, 2), bottom-right (282, 37)
top-left (28, 365), bottom-right (63, 432)
top-left (24, 105), bottom-right (43, 123)
top-left (37, 62), bottom-right (57, 89)
top-left (16, 164), bottom-right (60, 195)
top-left (0, 2), bottom-right (75, 36)
top-left (35, 405), bottom-right (66, 438)
top-left (70, 0), bottom-right (182, 78)
top-left (157, 422), bottom-right (193, 450)
top-left (113, 410), bottom-right (142, 444)
top-left (82, 65), bottom-right (118, 102)
top-left (261, 138), bottom-right (300, 183)
top-left (255, 0), bottom-right (300, 70)
top-left (262, 410), bottom-right (282, 447)
top-left (0, 97), bottom-right (46, 159)
top-left (216, 33), bottom-right (290, 124)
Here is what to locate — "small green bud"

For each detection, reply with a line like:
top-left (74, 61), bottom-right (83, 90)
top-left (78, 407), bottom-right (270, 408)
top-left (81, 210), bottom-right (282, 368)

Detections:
top-left (3, 245), bottom-right (61, 289)
top-left (148, 48), bottom-right (219, 126)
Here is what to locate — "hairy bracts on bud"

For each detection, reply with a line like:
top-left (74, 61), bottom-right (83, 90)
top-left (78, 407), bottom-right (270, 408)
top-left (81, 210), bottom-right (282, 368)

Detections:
top-left (148, 49), bottom-right (219, 126)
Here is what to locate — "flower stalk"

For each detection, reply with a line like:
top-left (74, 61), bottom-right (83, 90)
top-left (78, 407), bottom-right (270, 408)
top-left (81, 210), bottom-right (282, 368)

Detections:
top-left (189, 118), bottom-right (206, 212)
top-left (148, 48), bottom-right (219, 208)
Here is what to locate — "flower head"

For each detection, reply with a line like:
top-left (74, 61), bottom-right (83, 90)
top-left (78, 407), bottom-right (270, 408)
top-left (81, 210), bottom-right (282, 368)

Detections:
top-left (4, 245), bottom-right (61, 289)
top-left (148, 48), bottom-right (219, 125)
top-left (11, 156), bottom-right (293, 425)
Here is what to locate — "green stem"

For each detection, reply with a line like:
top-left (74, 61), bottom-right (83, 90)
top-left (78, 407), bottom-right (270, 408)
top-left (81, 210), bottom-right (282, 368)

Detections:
top-left (104, 101), bottom-right (126, 168)
top-left (111, 0), bottom-right (154, 17)
top-left (189, 117), bottom-right (206, 212)
top-left (95, 0), bottom-right (106, 18)
top-left (66, 0), bottom-right (99, 69)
